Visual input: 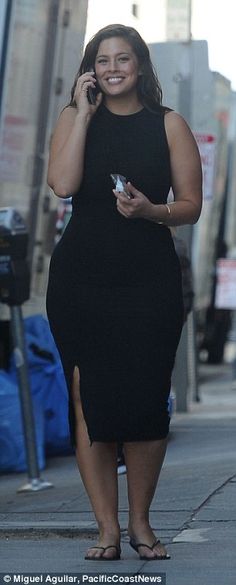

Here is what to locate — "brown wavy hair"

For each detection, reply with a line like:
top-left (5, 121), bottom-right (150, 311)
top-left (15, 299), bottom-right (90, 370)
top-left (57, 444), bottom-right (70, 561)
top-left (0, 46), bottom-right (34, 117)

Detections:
top-left (68, 24), bottom-right (163, 113)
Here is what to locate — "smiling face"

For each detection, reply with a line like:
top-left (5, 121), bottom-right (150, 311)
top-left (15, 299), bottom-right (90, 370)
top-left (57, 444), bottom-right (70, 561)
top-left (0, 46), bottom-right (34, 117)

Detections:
top-left (95, 36), bottom-right (141, 102)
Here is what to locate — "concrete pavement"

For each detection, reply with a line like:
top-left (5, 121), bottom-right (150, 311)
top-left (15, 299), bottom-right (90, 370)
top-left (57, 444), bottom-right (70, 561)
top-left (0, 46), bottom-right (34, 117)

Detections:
top-left (0, 362), bottom-right (236, 585)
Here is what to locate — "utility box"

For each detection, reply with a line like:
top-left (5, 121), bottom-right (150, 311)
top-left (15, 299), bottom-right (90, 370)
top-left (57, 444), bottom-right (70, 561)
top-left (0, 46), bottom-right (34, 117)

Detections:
top-left (0, 208), bottom-right (30, 305)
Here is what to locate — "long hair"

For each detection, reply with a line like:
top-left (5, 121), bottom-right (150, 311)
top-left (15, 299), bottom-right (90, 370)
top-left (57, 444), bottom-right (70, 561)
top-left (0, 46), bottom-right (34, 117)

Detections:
top-left (68, 24), bottom-right (163, 113)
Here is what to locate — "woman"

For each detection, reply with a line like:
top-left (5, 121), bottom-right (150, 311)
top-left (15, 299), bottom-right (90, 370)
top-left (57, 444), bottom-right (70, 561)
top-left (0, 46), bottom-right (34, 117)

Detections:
top-left (46, 24), bottom-right (202, 561)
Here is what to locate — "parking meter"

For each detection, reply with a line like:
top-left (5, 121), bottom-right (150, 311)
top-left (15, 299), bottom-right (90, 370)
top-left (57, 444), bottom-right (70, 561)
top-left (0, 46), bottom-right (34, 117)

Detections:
top-left (0, 207), bottom-right (52, 491)
top-left (0, 207), bottom-right (30, 305)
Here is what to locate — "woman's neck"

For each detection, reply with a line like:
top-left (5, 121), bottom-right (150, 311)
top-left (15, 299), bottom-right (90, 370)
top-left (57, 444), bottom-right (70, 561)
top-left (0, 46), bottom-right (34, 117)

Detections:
top-left (104, 95), bottom-right (143, 116)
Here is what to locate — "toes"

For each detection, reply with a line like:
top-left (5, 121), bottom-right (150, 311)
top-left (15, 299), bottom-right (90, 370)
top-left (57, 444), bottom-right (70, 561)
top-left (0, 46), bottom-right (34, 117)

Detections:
top-left (153, 544), bottom-right (168, 558)
top-left (103, 551), bottom-right (116, 560)
top-left (139, 547), bottom-right (156, 559)
top-left (86, 545), bottom-right (120, 560)
top-left (86, 547), bottom-right (104, 559)
top-left (103, 546), bottom-right (120, 560)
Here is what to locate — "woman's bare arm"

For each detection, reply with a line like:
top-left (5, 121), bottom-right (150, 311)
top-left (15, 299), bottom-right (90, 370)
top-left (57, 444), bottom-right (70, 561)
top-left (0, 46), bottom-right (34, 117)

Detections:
top-left (141, 111), bottom-right (202, 225)
top-left (47, 71), bottom-right (102, 198)
top-left (47, 107), bottom-right (90, 198)
top-left (162, 111), bottom-right (203, 225)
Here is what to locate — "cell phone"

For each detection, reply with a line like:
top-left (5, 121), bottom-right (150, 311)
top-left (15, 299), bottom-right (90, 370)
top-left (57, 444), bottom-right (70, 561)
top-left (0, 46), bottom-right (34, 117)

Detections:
top-left (87, 73), bottom-right (101, 105)
top-left (110, 174), bottom-right (134, 199)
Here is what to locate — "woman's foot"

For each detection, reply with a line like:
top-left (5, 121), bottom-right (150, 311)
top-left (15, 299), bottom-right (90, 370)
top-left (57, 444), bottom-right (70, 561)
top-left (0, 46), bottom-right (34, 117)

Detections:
top-left (85, 527), bottom-right (121, 560)
top-left (128, 522), bottom-right (170, 560)
top-left (85, 543), bottom-right (121, 560)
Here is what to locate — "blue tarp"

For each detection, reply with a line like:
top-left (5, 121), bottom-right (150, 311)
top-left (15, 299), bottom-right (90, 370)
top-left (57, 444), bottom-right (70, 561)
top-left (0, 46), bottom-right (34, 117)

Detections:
top-left (0, 369), bottom-right (45, 472)
top-left (0, 314), bottom-right (71, 473)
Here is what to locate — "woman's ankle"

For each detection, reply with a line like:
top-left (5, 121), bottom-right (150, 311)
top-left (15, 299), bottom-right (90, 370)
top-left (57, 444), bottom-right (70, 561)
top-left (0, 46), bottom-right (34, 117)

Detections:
top-left (128, 515), bottom-right (152, 536)
top-left (97, 520), bottom-right (120, 539)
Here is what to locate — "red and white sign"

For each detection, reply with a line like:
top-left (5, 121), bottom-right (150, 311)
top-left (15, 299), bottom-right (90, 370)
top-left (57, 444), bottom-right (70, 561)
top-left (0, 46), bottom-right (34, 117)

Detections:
top-left (195, 133), bottom-right (216, 201)
top-left (215, 258), bottom-right (236, 309)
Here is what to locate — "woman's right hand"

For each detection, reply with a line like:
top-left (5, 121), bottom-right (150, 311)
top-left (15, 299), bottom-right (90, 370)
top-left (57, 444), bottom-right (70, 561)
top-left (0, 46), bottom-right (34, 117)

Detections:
top-left (73, 71), bottom-right (102, 116)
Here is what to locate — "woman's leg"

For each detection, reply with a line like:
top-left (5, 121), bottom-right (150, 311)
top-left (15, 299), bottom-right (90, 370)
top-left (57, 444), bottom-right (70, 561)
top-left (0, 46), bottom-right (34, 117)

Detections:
top-left (124, 438), bottom-right (168, 559)
top-left (72, 367), bottom-right (120, 559)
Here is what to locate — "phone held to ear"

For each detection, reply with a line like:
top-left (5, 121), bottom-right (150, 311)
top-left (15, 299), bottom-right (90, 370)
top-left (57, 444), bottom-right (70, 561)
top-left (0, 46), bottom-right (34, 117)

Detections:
top-left (110, 174), bottom-right (134, 199)
top-left (87, 72), bottom-right (101, 105)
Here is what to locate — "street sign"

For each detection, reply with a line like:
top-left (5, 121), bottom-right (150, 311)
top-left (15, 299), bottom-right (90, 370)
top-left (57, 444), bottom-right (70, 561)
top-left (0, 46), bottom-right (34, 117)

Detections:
top-left (215, 258), bottom-right (236, 309)
top-left (195, 133), bottom-right (216, 201)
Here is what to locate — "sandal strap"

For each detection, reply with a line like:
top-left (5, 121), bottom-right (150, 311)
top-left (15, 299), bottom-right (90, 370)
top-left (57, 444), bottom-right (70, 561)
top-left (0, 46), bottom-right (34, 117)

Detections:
top-left (151, 539), bottom-right (161, 550)
top-left (135, 539), bottom-right (161, 551)
top-left (104, 545), bottom-right (121, 553)
top-left (88, 545), bottom-right (120, 553)
top-left (135, 542), bottom-right (154, 551)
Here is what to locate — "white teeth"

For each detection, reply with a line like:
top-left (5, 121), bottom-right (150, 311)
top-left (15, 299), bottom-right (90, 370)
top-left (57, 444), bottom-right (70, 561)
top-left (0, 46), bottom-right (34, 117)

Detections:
top-left (107, 77), bottom-right (123, 84)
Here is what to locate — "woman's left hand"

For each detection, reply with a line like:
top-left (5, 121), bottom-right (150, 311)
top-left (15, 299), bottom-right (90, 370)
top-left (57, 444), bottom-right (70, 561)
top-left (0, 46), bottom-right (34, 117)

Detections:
top-left (113, 182), bottom-right (153, 220)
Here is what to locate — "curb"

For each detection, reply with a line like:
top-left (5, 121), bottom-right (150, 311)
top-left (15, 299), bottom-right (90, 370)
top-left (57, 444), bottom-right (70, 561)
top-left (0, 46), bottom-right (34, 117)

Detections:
top-left (0, 524), bottom-right (98, 538)
top-left (0, 524), bottom-right (130, 538)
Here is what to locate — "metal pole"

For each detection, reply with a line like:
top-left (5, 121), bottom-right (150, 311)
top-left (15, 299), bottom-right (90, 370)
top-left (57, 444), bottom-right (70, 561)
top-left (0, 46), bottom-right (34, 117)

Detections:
top-left (188, 310), bottom-right (200, 402)
top-left (172, 321), bottom-right (188, 411)
top-left (0, 0), bottom-right (13, 117)
top-left (173, 60), bottom-right (193, 412)
top-left (173, 25), bottom-right (200, 410)
top-left (10, 305), bottom-right (53, 492)
top-left (10, 305), bottom-right (39, 479)
top-left (27, 0), bottom-right (60, 273)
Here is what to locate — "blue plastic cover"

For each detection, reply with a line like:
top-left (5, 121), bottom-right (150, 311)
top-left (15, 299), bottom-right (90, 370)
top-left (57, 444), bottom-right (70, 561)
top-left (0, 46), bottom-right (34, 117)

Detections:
top-left (0, 314), bottom-right (71, 473)
top-left (0, 370), bottom-right (45, 472)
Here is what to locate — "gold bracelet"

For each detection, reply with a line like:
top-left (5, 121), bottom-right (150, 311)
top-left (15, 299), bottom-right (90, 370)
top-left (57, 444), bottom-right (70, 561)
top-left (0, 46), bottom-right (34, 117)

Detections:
top-left (165, 203), bottom-right (171, 215)
top-left (158, 203), bottom-right (172, 224)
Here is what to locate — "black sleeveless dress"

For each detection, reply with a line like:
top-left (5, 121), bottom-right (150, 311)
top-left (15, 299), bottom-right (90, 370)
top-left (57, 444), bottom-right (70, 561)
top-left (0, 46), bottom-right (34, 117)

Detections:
top-left (46, 105), bottom-right (184, 446)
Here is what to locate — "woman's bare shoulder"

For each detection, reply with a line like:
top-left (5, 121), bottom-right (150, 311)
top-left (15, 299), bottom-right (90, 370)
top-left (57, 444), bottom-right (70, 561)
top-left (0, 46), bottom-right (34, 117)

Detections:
top-left (164, 110), bottom-right (190, 130)
top-left (164, 111), bottom-right (196, 147)
top-left (57, 105), bottom-right (78, 123)
top-left (50, 106), bottom-right (77, 142)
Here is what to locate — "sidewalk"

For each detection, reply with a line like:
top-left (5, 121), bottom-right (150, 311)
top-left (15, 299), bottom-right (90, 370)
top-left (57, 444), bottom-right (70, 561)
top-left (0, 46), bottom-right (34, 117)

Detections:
top-left (0, 361), bottom-right (236, 585)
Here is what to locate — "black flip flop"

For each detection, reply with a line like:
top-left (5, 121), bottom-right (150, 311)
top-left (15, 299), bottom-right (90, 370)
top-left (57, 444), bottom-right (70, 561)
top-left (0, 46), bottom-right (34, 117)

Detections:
top-left (129, 537), bottom-right (171, 560)
top-left (85, 544), bottom-right (121, 561)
